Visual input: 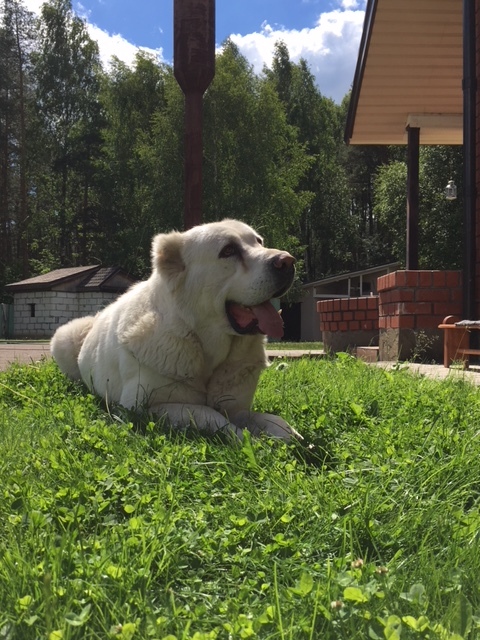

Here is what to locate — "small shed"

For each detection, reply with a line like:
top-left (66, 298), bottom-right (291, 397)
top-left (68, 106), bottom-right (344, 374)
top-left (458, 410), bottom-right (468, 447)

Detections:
top-left (5, 266), bottom-right (136, 339)
top-left (301, 262), bottom-right (400, 341)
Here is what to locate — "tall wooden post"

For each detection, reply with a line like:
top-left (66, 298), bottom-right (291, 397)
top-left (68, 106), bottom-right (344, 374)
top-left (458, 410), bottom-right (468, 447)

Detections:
top-left (406, 125), bottom-right (419, 270)
top-left (174, 0), bottom-right (215, 229)
top-left (463, 0), bottom-right (476, 320)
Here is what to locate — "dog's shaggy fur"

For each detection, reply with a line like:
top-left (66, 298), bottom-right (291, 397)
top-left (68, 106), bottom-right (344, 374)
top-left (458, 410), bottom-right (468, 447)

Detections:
top-left (51, 219), bottom-right (301, 440)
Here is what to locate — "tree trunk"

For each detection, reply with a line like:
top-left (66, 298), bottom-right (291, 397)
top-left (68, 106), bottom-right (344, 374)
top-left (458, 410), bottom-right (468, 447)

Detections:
top-left (14, 6), bottom-right (29, 277)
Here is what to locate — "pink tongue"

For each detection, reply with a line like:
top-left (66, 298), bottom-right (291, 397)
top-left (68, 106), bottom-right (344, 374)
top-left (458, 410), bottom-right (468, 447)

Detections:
top-left (252, 301), bottom-right (284, 338)
top-left (231, 301), bottom-right (284, 338)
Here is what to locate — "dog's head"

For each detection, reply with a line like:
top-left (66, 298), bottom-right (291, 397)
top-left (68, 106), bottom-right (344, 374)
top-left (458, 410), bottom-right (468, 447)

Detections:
top-left (151, 219), bottom-right (295, 338)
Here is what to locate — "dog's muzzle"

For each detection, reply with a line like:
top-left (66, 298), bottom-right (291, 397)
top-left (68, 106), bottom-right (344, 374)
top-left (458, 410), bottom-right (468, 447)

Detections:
top-left (226, 252), bottom-right (296, 338)
top-left (269, 252), bottom-right (296, 298)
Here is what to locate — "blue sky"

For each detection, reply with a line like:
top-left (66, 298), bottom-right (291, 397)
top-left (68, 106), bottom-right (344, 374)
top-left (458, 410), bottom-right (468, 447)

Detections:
top-left (25, 0), bottom-right (367, 103)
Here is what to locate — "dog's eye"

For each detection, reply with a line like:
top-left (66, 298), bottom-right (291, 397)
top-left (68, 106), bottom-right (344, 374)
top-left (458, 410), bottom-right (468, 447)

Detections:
top-left (256, 236), bottom-right (263, 245)
top-left (219, 243), bottom-right (239, 258)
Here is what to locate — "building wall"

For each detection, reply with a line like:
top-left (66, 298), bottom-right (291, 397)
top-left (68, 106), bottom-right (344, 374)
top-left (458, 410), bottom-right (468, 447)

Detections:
top-left (300, 288), bottom-right (323, 341)
top-left (12, 291), bottom-right (118, 338)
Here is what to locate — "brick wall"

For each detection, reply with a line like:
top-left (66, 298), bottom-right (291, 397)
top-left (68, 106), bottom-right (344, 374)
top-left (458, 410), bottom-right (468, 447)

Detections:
top-left (317, 296), bottom-right (379, 353)
top-left (377, 270), bottom-right (462, 360)
top-left (12, 291), bottom-right (118, 338)
top-left (316, 271), bottom-right (463, 361)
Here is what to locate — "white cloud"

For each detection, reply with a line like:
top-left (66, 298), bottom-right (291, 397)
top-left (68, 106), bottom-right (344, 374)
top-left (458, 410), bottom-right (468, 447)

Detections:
top-left (85, 22), bottom-right (165, 68)
top-left (228, 5), bottom-right (366, 103)
top-left (74, 2), bottom-right (165, 67)
top-left (23, 0), bottom-right (44, 13)
top-left (339, 0), bottom-right (361, 9)
top-left (23, 0), bottom-right (165, 69)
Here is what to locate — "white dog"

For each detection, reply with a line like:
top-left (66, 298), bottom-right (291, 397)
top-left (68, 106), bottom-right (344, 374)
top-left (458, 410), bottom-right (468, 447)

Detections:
top-left (51, 219), bottom-right (301, 441)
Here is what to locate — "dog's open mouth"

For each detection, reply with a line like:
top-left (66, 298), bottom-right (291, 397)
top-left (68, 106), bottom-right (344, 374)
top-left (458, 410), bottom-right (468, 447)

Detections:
top-left (226, 300), bottom-right (284, 338)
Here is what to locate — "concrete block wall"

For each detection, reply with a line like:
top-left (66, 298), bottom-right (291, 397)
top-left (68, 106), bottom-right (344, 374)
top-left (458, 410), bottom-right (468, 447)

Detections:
top-left (77, 292), bottom-right (117, 316)
top-left (12, 291), bottom-right (118, 338)
top-left (317, 296), bottom-right (379, 353)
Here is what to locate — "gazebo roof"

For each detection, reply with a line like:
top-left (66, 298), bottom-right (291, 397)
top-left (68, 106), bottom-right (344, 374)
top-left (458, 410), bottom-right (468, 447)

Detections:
top-left (345, 0), bottom-right (462, 145)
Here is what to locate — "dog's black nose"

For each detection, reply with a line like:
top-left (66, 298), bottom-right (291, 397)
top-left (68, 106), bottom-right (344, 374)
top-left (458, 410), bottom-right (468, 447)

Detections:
top-left (272, 252), bottom-right (296, 270)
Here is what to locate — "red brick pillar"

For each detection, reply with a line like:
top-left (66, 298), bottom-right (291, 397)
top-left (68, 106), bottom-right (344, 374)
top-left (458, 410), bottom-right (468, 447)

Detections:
top-left (377, 270), bottom-right (462, 361)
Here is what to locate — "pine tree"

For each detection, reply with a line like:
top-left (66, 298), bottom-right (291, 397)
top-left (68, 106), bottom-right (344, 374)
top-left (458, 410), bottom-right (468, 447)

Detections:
top-left (0, 0), bottom-right (35, 289)
top-left (32, 0), bottom-right (102, 266)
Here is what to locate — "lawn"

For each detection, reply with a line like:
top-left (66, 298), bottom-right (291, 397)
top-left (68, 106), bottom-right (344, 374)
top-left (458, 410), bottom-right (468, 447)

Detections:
top-left (265, 342), bottom-right (323, 351)
top-left (1, 355), bottom-right (479, 639)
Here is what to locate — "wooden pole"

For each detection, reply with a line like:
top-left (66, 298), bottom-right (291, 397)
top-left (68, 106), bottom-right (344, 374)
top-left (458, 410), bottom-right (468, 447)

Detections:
top-left (406, 125), bottom-right (419, 270)
top-left (463, 0), bottom-right (476, 320)
top-left (174, 0), bottom-right (215, 229)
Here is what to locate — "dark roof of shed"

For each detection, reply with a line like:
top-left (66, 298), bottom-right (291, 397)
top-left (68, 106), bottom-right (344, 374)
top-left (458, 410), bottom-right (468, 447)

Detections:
top-left (5, 266), bottom-right (99, 291)
top-left (80, 267), bottom-right (124, 289)
top-left (5, 266), bottom-right (136, 293)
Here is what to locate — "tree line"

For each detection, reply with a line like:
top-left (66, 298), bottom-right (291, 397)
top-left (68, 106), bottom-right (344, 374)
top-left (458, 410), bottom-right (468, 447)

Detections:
top-left (0, 0), bottom-right (464, 300)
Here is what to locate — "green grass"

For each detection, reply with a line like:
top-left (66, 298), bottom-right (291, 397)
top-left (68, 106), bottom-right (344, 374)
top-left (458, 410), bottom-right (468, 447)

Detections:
top-left (1, 355), bottom-right (480, 639)
top-left (0, 339), bottom-right (50, 344)
top-left (265, 341), bottom-right (323, 350)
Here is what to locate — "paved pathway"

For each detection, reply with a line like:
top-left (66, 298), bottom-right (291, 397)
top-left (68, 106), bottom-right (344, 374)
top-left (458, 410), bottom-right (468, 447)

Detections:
top-left (371, 361), bottom-right (480, 385)
top-left (2, 343), bottom-right (480, 386)
top-left (267, 349), bottom-right (324, 360)
top-left (0, 343), bottom-right (51, 371)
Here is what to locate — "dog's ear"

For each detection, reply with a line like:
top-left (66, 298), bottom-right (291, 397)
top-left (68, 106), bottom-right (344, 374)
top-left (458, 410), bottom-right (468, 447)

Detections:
top-left (151, 231), bottom-right (185, 277)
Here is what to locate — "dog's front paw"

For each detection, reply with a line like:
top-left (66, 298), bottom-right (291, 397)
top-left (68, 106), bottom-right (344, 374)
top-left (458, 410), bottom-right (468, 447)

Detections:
top-left (152, 403), bottom-right (244, 440)
top-left (232, 411), bottom-right (302, 441)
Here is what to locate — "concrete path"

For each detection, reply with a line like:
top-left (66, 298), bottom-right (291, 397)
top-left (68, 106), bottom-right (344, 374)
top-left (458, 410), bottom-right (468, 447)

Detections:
top-left (267, 349), bottom-right (324, 360)
top-left (269, 350), bottom-right (480, 385)
top-left (1, 343), bottom-right (480, 386)
top-left (0, 343), bottom-right (51, 371)
top-left (371, 361), bottom-right (480, 385)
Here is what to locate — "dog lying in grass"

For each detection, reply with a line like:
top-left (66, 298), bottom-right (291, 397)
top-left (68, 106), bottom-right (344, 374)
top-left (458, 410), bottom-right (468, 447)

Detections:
top-left (51, 219), bottom-right (301, 441)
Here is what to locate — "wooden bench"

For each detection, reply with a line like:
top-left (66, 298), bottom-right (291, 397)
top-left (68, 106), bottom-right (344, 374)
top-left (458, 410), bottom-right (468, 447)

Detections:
top-left (438, 315), bottom-right (480, 368)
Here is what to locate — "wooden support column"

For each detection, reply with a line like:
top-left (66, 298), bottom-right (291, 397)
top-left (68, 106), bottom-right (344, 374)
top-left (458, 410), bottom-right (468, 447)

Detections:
top-left (406, 125), bottom-right (420, 270)
top-left (174, 0), bottom-right (215, 230)
top-left (462, 0), bottom-right (476, 319)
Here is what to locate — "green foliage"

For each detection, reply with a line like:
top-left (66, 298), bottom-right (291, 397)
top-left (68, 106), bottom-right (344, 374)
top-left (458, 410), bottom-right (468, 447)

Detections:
top-left (0, 0), bottom-right (36, 293)
top-left (339, 139), bottom-right (394, 269)
top-left (374, 146), bottom-right (463, 269)
top-left (266, 41), bottom-right (355, 280)
top-left (373, 160), bottom-right (408, 262)
top-left (1, 357), bottom-right (480, 638)
top-left (203, 41), bottom-right (311, 256)
top-left (96, 55), bottom-right (182, 275)
top-left (31, 0), bottom-right (103, 267)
